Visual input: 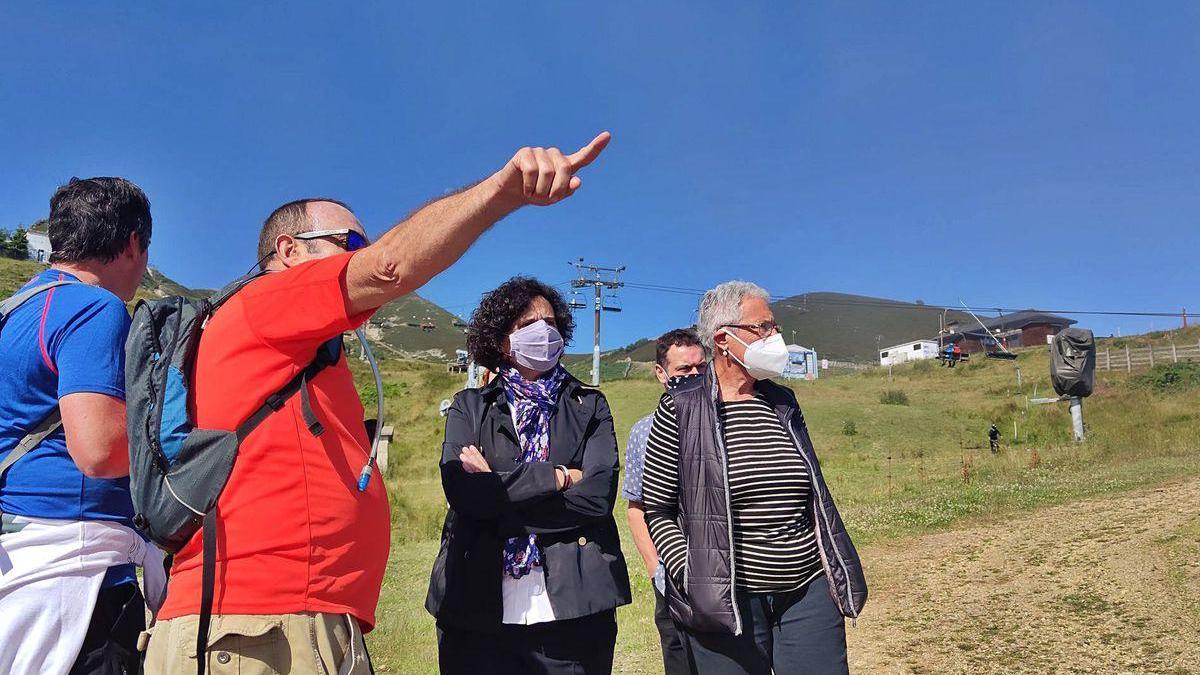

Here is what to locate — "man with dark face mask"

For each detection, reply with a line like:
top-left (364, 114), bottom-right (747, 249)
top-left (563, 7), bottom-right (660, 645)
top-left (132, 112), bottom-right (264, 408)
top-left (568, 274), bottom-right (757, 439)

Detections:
top-left (624, 328), bottom-right (706, 675)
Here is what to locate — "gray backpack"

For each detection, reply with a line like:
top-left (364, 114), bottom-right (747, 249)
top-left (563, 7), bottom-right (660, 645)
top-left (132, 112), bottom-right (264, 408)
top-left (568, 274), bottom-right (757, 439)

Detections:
top-left (125, 272), bottom-right (337, 675)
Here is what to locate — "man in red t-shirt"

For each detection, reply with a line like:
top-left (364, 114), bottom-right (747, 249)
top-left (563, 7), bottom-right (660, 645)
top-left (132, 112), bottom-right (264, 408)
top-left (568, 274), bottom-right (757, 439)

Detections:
top-left (144, 132), bottom-right (611, 674)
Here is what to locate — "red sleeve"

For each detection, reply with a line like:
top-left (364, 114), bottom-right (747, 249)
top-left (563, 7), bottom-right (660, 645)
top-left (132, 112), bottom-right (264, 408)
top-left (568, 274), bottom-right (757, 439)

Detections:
top-left (240, 253), bottom-right (374, 351)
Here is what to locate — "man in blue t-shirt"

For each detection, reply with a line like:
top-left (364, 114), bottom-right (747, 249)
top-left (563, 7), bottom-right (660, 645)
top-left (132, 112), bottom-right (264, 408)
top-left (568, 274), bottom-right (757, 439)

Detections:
top-left (0, 177), bottom-right (152, 674)
top-left (624, 328), bottom-right (707, 675)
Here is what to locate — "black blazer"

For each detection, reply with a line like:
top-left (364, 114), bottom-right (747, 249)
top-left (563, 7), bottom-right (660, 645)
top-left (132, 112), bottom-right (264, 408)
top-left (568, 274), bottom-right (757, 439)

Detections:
top-left (425, 373), bottom-right (632, 632)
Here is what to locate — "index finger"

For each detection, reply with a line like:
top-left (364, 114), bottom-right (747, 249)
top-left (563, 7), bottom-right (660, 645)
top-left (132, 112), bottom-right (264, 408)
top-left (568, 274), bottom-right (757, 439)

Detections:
top-left (565, 131), bottom-right (611, 171)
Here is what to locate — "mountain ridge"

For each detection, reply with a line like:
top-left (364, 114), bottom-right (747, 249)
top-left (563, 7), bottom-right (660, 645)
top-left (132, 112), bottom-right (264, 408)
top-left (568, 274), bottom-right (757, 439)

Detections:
top-left (3, 258), bottom-right (982, 364)
top-left (1, 257), bottom-right (467, 361)
top-left (570, 291), bottom-right (978, 365)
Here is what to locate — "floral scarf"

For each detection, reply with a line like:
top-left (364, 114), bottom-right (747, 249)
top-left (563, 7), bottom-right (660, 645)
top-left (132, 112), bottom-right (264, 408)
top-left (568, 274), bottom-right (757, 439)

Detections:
top-left (500, 364), bottom-right (568, 579)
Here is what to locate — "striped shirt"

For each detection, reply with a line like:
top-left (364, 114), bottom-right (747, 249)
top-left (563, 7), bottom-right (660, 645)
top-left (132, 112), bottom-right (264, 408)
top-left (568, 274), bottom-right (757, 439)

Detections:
top-left (642, 393), bottom-right (823, 593)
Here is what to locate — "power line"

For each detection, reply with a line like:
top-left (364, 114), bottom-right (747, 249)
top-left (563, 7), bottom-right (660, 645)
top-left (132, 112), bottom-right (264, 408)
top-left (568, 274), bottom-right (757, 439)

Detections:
top-left (621, 280), bottom-right (1193, 320)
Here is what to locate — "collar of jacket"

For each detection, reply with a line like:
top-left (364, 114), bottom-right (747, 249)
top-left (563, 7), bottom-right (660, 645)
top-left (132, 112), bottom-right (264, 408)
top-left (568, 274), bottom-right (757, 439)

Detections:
top-left (692, 366), bottom-right (799, 415)
top-left (479, 369), bottom-right (588, 404)
top-left (477, 369), bottom-right (595, 464)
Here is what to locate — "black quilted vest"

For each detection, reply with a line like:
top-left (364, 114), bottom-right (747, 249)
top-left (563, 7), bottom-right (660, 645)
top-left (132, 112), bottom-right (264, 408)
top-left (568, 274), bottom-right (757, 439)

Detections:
top-left (663, 369), bottom-right (868, 635)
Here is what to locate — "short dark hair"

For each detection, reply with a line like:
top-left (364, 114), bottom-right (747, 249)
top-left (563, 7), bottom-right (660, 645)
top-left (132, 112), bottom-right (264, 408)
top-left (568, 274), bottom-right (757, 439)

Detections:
top-left (655, 328), bottom-right (703, 367)
top-left (47, 177), bottom-right (152, 263)
top-left (467, 276), bottom-right (575, 371)
top-left (257, 197), bottom-right (354, 270)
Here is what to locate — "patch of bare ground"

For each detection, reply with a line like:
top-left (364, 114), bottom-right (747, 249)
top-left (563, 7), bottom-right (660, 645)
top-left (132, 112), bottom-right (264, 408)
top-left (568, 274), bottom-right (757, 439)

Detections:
top-left (847, 479), bottom-right (1200, 674)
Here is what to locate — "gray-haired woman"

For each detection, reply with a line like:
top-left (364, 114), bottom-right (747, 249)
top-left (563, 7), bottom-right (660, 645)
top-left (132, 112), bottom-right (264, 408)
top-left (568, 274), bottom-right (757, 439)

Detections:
top-left (641, 281), bottom-right (867, 674)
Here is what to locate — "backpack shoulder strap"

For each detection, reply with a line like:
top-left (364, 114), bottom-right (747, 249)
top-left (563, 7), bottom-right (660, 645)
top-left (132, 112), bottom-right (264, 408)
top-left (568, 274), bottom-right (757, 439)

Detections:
top-left (0, 280), bottom-right (80, 322)
top-left (234, 342), bottom-right (341, 442)
top-left (0, 280), bottom-right (82, 487)
top-left (208, 271), bottom-right (268, 312)
top-left (0, 408), bottom-right (63, 486)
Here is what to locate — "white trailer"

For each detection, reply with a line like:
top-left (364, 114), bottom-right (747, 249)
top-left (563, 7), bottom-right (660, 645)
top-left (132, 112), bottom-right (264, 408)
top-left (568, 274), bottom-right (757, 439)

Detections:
top-left (879, 339), bottom-right (940, 367)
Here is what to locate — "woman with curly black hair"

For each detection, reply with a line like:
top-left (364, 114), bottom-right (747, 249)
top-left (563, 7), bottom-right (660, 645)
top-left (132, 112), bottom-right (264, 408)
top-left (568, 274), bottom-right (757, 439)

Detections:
top-left (426, 277), bottom-right (631, 674)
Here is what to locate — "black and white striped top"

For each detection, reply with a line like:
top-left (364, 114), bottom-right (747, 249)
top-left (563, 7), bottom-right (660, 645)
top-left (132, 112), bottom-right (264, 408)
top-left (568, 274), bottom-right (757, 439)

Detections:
top-left (642, 393), bottom-right (823, 593)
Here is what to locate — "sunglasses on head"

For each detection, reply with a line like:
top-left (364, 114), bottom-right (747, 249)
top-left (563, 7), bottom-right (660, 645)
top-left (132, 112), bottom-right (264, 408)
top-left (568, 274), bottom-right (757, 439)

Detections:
top-left (294, 228), bottom-right (370, 252)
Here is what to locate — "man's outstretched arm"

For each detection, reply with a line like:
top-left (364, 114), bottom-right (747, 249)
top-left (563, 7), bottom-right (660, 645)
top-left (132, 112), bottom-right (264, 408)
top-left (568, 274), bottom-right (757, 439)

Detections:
top-left (345, 131), bottom-right (610, 315)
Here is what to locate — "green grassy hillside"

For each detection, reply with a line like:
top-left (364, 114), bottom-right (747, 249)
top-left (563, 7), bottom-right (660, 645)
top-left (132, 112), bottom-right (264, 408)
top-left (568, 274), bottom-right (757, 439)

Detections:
top-left (0, 258), bottom-right (47, 297)
top-left (137, 266), bottom-right (211, 301)
top-left (1, 257), bottom-right (210, 305)
top-left (372, 294), bottom-right (467, 361)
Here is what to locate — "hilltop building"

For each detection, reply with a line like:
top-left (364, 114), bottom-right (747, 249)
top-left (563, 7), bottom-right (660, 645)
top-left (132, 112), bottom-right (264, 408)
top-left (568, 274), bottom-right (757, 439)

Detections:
top-left (26, 230), bottom-right (52, 262)
top-left (782, 344), bottom-right (819, 381)
top-left (879, 339), bottom-right (939, 367)
top-left (9, 220), bottom-right (52, 262)
top-left (945, 311), bottom-right (1076, 353)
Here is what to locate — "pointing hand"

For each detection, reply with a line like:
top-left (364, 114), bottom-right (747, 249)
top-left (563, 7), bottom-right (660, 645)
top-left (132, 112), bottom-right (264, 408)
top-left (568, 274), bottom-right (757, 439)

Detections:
top-left (492, 131), bottom-right (611, 207)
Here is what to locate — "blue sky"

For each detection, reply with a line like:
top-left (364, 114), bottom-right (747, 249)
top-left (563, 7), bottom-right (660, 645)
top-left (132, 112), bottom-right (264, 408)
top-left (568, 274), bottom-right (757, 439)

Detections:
top-left (3, 2), bottom-right (1198, 349)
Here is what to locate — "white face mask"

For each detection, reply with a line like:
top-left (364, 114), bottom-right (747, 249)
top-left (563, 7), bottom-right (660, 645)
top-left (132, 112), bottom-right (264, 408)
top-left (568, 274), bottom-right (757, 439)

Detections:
top-left (722, 329), bottom-right (789, 380)
top-left (508, 319), bottom-right (565, 373)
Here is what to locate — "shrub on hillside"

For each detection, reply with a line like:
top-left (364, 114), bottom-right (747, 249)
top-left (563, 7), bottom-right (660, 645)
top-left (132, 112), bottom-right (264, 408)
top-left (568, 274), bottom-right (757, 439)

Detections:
top-left (842, 419), bottom-right (858, 436)
top-left (1, 228), bottom-right (29, 260)
top-left (1132, 362), bottom-right (1200, 393)
top-left (879, 389), bottom-right (909, 405)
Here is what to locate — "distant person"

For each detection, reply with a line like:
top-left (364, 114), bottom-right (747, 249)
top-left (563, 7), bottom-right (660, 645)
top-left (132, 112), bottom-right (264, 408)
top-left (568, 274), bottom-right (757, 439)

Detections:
top-left (642, 281), bottom-right (867, 674)
top-left (989, 424), bottom-right (1001, 454)
top-left (944, 342), bottom-right (962, 368)
top-left (942, 343), bottom-right (955, 367)
top-left (427, 277), bottom-right (631, 674)
top-left (143, 132), bottom-right (612, 674)
top-left (0, 177), bottom-right (157, 674)
top-left (624, 328), bottom-right (706, 675)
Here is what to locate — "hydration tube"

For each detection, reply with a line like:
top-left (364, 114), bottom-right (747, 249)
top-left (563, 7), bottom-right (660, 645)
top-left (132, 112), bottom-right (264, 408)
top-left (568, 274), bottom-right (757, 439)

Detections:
top-left (355, 327), bottom-right (385, 492)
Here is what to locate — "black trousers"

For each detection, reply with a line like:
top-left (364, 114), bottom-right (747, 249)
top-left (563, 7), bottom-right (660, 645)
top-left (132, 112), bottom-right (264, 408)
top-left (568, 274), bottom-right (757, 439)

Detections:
top-left (438, 610), bottom-right (617, 675)
top-left (70, 582), bottom-right (146, 675)
top-left (654, 587), bottom-right (695, 675)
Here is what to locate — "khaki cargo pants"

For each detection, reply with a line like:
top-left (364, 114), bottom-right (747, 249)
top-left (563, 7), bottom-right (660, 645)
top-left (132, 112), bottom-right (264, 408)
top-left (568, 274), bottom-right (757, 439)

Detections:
top-left (142, 612), bottom-right (371, 674)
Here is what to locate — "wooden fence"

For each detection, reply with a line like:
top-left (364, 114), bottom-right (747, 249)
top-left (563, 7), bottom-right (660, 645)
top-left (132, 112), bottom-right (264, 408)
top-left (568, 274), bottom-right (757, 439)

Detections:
top-left (1097, 341), bottom-right (1200, 371)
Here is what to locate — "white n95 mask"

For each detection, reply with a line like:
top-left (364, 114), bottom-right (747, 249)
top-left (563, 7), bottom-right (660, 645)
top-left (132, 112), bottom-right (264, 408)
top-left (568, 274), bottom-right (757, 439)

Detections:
top-left (723, 330), bottom-right (789, 380)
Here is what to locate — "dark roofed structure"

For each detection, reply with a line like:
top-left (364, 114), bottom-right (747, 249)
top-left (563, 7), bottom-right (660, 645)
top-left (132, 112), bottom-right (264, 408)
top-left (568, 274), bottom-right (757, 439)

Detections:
top-left (947, 310), bottom-right (1076, 353)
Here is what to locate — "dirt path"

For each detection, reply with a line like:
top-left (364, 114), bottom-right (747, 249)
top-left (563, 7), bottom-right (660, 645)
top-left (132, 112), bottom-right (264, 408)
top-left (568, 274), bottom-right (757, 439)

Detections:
top-left (847, 478), bottom-right (1200, 674)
